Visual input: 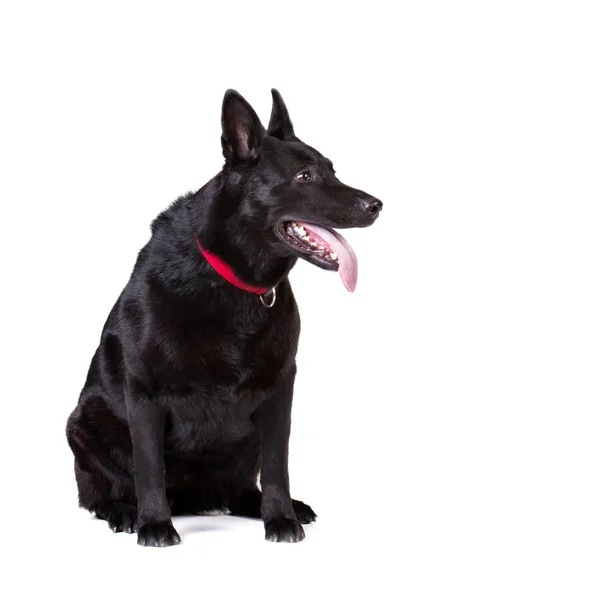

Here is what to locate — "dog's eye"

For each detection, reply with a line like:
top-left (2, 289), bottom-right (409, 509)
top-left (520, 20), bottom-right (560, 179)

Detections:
top-left (296, 171), bottom-right (312, 182)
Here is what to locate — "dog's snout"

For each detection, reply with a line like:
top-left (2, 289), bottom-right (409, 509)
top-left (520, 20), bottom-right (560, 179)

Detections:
top-left (360, 196), bottom-right (383, 217)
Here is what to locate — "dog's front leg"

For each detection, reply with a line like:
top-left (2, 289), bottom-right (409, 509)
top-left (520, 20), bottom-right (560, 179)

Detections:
top-left (126, 380), bottom-right (180, 547)
top-left (254, 368), bottom-right (304, 543)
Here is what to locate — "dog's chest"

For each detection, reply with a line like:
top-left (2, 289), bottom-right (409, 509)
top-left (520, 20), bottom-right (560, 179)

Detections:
top-left (154, 295), bottom-right (298, 386)
top-left (163, 334), bottom-right (290, 453)
top-left (158, 307), bottom-right (297, 449)
top-left (185, 318), bottom-right (293, 386)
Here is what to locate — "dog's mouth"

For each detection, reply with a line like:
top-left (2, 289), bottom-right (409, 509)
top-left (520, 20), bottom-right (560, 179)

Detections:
top-left (277, 221), bottom-right (358, 292)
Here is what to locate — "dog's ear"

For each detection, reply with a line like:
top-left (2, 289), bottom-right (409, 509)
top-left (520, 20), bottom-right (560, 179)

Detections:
top-left (221, 90), bottom-right (265, 163)
top-left (268, 89), bottom-right (295, 141)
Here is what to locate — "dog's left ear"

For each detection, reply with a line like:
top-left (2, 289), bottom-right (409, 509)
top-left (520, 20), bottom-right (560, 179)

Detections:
top-left (268, 89), bottom-right (295, 141)
top-left (221, 90), bottom-right (265, 163)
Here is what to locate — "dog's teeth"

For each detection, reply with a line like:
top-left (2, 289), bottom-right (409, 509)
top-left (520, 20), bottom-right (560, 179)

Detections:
top-left (330, 252), bottom-right (338, 260)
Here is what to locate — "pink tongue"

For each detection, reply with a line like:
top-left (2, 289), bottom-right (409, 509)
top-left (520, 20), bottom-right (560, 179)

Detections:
top-left (299, 222), bottom-right (358, 292)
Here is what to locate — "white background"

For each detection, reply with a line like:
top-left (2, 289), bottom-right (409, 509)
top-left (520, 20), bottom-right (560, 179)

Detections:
top-left (1, 1), bottom-right (591, 598)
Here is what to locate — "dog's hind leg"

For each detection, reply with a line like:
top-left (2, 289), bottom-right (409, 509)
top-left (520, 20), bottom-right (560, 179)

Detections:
top-left (228, 487), bottom-right (317, 524)
top-left (67, 407), bottom-right (137, 534)
top-left (227, 486), bottom-right (262, 519)
top-left (74, 461), bottom-right (138, 533)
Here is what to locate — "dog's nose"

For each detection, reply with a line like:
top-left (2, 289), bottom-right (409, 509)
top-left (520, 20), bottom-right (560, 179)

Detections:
top-left (360, 196), bottom-right (383, 217)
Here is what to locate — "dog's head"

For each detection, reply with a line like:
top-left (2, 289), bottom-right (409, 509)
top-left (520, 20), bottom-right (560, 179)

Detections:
top-left (220, 89), bottom-right (382, 292)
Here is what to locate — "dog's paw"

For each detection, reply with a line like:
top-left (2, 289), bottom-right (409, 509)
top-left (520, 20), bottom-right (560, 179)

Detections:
top-left (107, 503), bottom-right (138, 534)
top-left (264, 518), bottom-right (305, 543)
top-left (137, 522), bottom-right (181, 547)
top-left (292, 500), bottom-right (317, 524)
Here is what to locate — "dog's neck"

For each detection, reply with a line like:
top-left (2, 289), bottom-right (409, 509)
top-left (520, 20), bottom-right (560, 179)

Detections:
top-left (184, 179), bottom-right (297, 293)
top-left (194, 233), bottom-right (270, 295)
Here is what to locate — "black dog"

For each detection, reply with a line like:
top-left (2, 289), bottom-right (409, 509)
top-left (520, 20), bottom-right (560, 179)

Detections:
top-left (66, 89), bottom-right (382, 546)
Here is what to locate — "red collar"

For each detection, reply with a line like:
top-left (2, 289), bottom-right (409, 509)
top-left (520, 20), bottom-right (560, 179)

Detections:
top-left (194, 234), bottom-right (269, 295)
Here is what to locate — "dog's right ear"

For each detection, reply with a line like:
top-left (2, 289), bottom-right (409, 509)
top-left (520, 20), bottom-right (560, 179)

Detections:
top-left (268, 89), bottom-right (295, 141)
top-left (221, 90), bottom-right (265, 164)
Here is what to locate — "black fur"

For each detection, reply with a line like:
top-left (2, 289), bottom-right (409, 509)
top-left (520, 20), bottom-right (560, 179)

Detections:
top-left (66, 89), bottom-right (382, 546)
